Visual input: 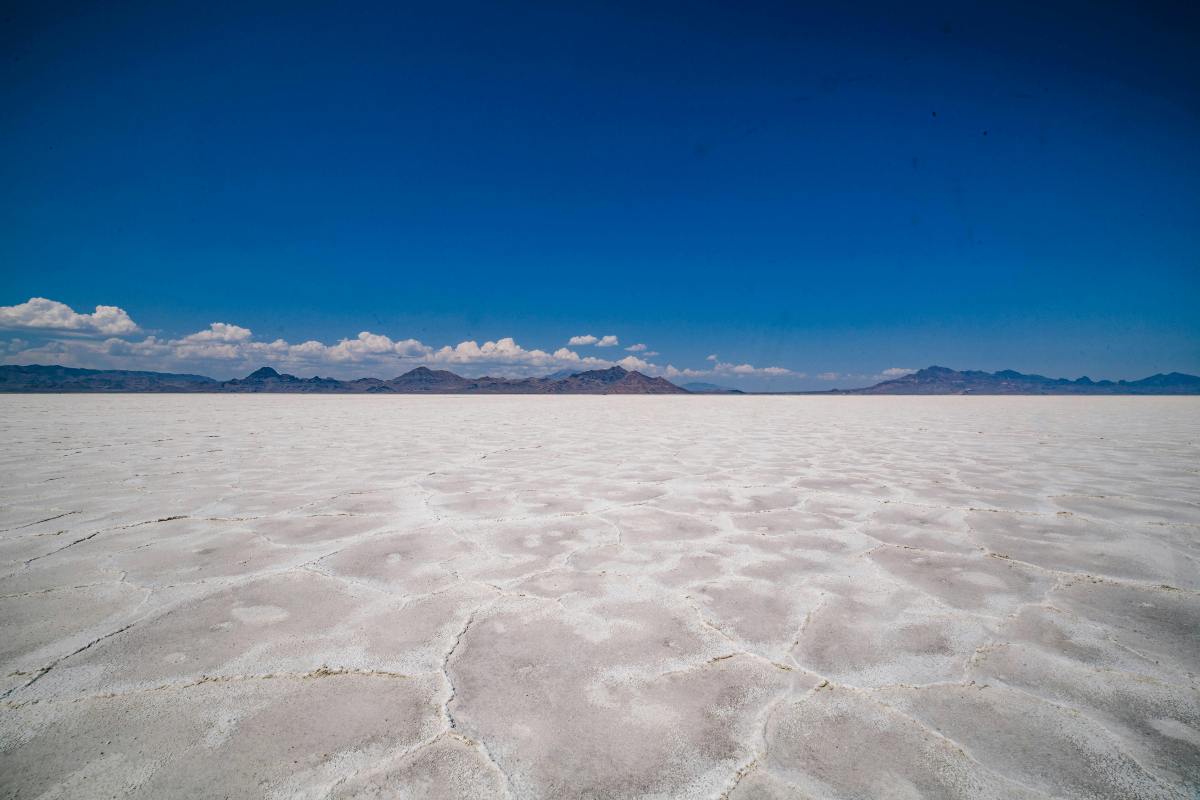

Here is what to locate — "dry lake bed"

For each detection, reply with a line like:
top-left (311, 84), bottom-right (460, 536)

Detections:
top-left (1, 395), bottom-right (1197, 799)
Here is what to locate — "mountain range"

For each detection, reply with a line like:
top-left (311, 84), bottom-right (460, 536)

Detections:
top-left (1, 363), bottom-right (1197, 394)
top-left (827, 366), bottom-right (1200, 395)
top-left (0, 364), bottom-right (686, 394)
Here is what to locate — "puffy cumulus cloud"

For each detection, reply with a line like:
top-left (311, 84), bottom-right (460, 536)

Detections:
top-left (431, 337), bottom-right (560, 368)
top-left (616, 355), bottom-right (653, 371)
top-left (625, 343), bottom-right (647, 352)
top-left (568, 333), bottom-right (619, 347)
top-left (0, 297), bottom-right (140, 336)
top-left (324, 332), bottom-right (432, 362)
top-left (548, 347), bottom-right (611, 367)
top-left (706, 354), bottom-right (718, 362)
top-left (102, 336), bottom-right (168, 358)
top-left (128, 328), bottom-right (437, 369)
top-left (880, 367), bottom-right (915, 378)
top-left (178, 322), bottom-right (253, 344)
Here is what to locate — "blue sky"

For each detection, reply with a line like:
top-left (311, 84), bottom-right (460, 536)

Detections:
top-left (2, 1), bottom-right (1198, 388)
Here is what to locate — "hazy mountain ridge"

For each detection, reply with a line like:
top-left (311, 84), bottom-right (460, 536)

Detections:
top-left (0, 364), bottom-right (217, 392)
top-left (0, 364), bottom-right (687, 394)
top-left (680, 382), bottom-right (744, 394)
top-left (2, 363), bottom-right (1198, 394)
top-left (834, 365), bottom-right (1200, 395)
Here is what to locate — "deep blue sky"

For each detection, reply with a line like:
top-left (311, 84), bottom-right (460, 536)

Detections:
top-left (2, 1), bottom-right (1198, 386)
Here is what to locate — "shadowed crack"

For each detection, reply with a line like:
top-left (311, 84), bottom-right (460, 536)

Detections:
top-left (2, 510), bottom-right (80, 532)
top-left (1, 621), bottom-right (136, 701)
top-left (440, 609), bottom-right (480, 729)
top-left (430, 603), bottom-right (519, 798)
top-left (470, 733), bottom-right (518, 799)
top-left (21, 516), bottom-right (188, 567)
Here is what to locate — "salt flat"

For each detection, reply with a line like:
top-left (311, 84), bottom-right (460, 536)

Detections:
top-left (0, 395), bottom-right (1197, 799)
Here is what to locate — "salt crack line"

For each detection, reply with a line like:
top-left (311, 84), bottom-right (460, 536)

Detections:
top-left (2, 510), bottom-right (81, 532)
top-left (1, 622), bottom-right (136, 701)
top-left (21, 515), bottom-right (188, 567)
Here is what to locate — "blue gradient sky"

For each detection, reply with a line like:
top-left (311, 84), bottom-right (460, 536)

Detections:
top-left (2, 1), bottom-right (1198, 387)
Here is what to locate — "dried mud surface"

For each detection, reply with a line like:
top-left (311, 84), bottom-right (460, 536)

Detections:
top-left (1, 395), bottom-right (1197, 799)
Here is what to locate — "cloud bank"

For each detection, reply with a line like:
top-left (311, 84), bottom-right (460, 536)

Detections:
top-left (0, 297), bottom-right (800, 383)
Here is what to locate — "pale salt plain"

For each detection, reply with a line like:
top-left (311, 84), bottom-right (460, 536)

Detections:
top-left (0, 395), bottom-right (1197, 799)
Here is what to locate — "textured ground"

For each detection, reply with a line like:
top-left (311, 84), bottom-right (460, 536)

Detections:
top-left (0, 395), bottom-right (1197, 799)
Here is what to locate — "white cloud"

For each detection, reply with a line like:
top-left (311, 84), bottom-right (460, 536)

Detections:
top-left (880, 367), bottom-right (915, 378)
top-left (3, 327), bottom-right (608, 378)
top-left (712, 361), bottom-right (794, 377)
top-left (664, 365), bottom-right (709, 379)
top-left (178, 322), bottom-right (253, 344)
top-left (321, 331), bottom-right (432, 362)
top-left (0, 298), bottom-right (808, 385)
top-left (659, 359), bottom-right (796, 380)
top-left (817, 372), bottom-right (840, 381)
top-left (568, 333), bottom-right (619, 347)
top-left (705, 354), bottom-right (718, 362)
top-left (616, 355), bottom-right (653, 371)
top-left (430, 337), bottom-right (563, 368)
top-left (0, 297), bottom-right (140, 335)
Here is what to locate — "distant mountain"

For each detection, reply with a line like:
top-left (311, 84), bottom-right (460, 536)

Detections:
top-left (679, 382), bottom-right (744, 394)
top-left (218, 366), bottom-right (345, 392)
top-left (0, 364), bottom-right (216, 392)
top-left (834, 366), bottom-right (1200, 395)
top-left (4, 363), bottom-right (1196, 395)
top-left (552, 366), bottom-right (683, 394)
top-left (0, 364), bottom-right (688, 394)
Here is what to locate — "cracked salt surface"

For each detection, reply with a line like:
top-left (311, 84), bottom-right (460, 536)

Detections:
top-left (0, 395), bottom-right (1197, 799)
